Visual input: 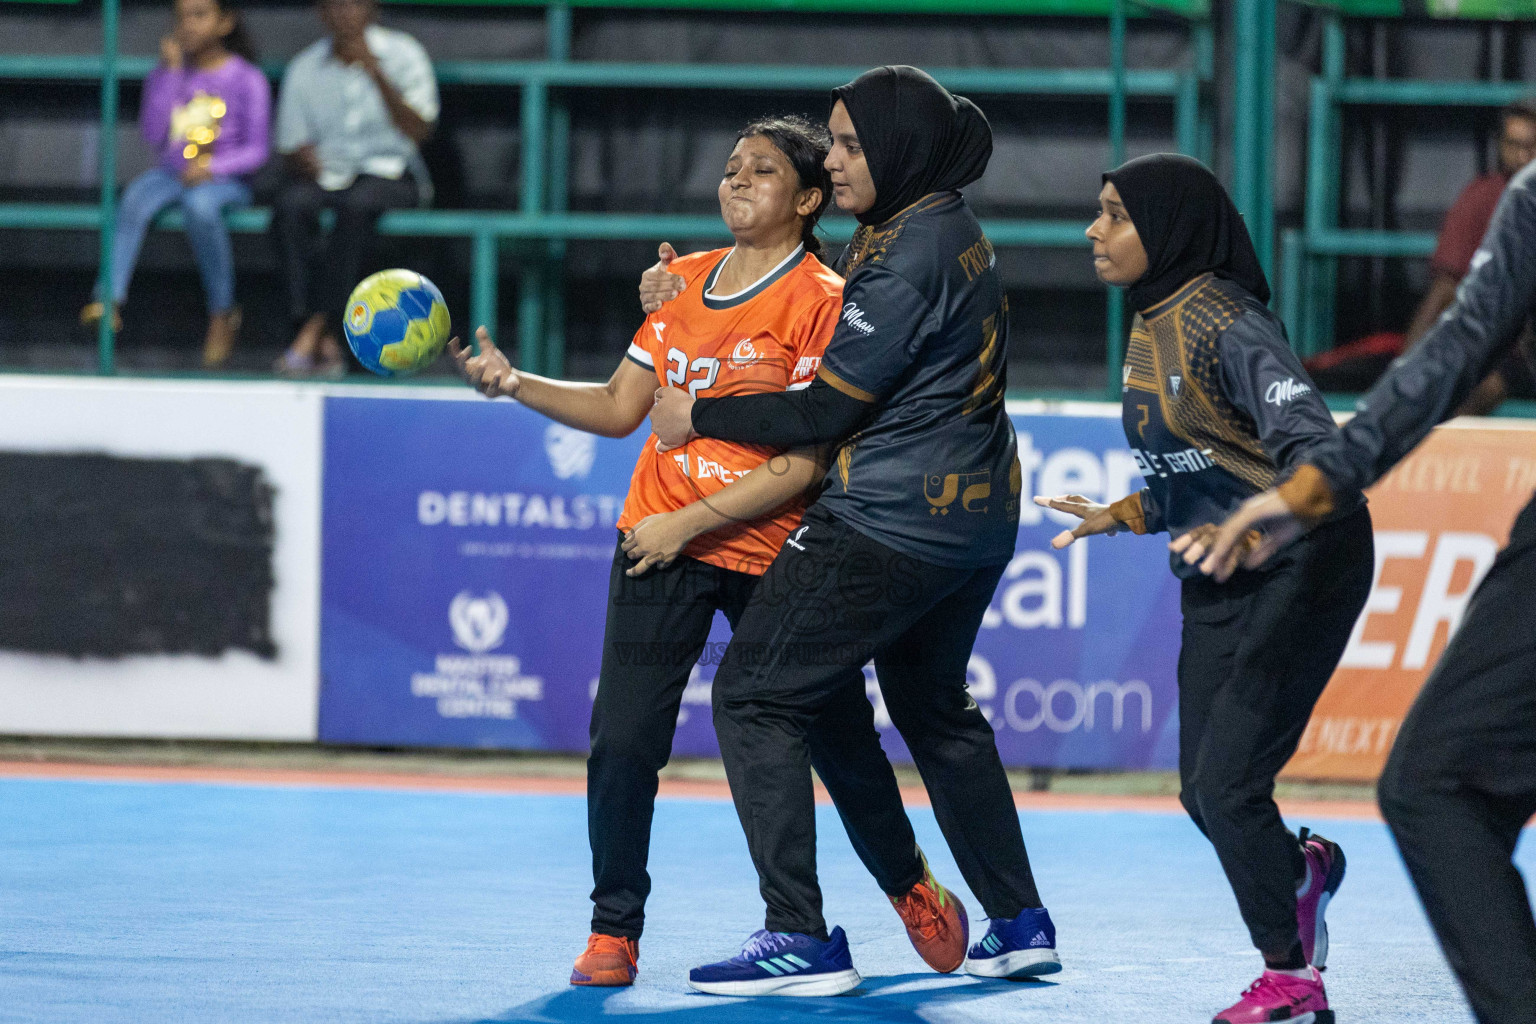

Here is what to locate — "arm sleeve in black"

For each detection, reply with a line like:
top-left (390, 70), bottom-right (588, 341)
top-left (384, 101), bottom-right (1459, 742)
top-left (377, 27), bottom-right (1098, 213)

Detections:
top-left (1137, 486), bottom-right (1166, 535)
top-left (1310, 165), bottom-right (1536, 496)
top-left (1217, 312), bottom-right (1340, 473)
top-left (691, 376), bottom-right (872, 448)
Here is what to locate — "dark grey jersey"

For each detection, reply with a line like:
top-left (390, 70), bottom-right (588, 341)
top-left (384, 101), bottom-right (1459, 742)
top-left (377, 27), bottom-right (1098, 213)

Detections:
top-left (817, 191), bottom-right (1020, 568)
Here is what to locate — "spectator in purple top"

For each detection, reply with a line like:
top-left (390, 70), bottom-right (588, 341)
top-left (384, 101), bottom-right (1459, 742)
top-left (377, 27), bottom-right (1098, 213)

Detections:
top-left (82, 0), bottom-right (271, 368)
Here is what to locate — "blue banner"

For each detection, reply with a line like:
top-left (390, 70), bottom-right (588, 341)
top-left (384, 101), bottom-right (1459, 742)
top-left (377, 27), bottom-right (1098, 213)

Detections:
top-left (319, 396), bottom-right (1181, 769)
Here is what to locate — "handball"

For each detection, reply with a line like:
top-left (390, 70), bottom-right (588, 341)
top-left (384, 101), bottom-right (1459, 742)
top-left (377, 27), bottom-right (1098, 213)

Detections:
top-left (343, 269), bottom-right (451, 377)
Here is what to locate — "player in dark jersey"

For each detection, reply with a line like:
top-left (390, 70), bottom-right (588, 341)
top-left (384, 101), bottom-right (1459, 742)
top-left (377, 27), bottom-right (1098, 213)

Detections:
top-left (1196, 158), bottom-right (1536, 1024)
top-left (647, 66), bottom-right (1056, 996)
top-left (1035, 154), bottom-right (1373, 1024)
top-left (450, 116), bottom-right (963, 993)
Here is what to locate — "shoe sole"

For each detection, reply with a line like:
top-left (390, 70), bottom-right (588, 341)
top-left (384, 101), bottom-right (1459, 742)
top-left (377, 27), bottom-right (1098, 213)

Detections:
top-left (688, 968), bottom-right (861, 996)
top-left (963, 948), bottom-right (1062, 979)
top-left (1309, 838), bottom-right (1346, 971)
top-left (570, 966), bottom-right (636, 986)
top-left (1214, 1013), bottom-right (1332, 1024)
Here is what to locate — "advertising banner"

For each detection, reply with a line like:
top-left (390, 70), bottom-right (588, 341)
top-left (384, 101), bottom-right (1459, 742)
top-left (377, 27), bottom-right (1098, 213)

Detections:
top-left (318, 396), bottom-right (1183, 769)
top-left (1282, 421), bottom-right (1536, 780)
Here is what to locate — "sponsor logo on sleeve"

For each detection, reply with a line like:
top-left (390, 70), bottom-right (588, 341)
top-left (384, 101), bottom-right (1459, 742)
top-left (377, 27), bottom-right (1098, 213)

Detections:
top-left (1265, 378), bottom-right (1313, 406)
top-left (841, 302), bottom-right (876, 335)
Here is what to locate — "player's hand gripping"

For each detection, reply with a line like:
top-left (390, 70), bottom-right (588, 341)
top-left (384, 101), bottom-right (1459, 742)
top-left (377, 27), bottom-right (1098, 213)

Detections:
top-left (1032, 494), bottom-right (1122, 549)
top-left (639, 243), bottom-right (686, 314)
top-left (1181, 488), bottom-right (1305, 583)
top-left (650, 386), bottom-right (697, 451)
top-left (621, 512), bottom-right (694, 577)
top-left (448, 327), bottom-right (523, 400)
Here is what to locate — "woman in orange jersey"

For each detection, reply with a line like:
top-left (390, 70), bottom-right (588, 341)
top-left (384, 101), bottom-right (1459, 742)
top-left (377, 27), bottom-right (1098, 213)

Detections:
top-left (449, 116), bottom-right (956, 990)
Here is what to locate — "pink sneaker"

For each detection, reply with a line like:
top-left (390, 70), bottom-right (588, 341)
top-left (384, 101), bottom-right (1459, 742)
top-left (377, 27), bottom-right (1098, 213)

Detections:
top-left (1296, 828), bottom-right (1346, 969)
top-left (1213, 968), bottom-right (1333, 1024)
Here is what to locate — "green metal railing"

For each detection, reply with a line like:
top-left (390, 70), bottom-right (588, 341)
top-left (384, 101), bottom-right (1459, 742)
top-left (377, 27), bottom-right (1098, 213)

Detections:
top-left (1283, 6), bottom-right (1536, 356)
top-left (0, 0), bottom-right (1212, 391)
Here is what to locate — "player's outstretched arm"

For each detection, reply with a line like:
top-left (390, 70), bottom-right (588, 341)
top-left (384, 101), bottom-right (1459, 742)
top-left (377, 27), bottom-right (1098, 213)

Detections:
top-left (621, 447), bottom-right (828, 576)
top-left (1033, 491), bottom-right (1151, 549)
top-left (448, 327), bottom-right (655, 438)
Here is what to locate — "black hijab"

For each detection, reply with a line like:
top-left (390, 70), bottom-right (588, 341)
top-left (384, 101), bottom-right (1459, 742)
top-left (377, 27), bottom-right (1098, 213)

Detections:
top-left (832, 65), bottom-right (993, 227)
top-left (1102, 153), bottom-right (1270, 313)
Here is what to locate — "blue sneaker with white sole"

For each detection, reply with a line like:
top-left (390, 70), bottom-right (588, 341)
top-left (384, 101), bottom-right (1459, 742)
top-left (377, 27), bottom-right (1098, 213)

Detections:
top-left (963, 907), bottom-right (1062, 978)
top-left (688, 926), bottom-right (861, 996)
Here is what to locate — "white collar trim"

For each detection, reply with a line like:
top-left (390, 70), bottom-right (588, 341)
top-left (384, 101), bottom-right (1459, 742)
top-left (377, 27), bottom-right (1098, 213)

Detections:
top-left (704, 244), bottom-right (804, 300)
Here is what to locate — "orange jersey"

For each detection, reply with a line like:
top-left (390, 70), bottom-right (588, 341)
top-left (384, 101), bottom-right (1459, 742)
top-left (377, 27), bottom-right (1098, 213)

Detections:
top-left (616, 245), bottom-right (843, 575)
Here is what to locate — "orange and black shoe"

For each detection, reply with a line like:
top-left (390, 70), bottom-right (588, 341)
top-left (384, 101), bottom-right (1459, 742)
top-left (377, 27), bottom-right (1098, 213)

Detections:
top-left (889, 848), bottom-right (969, 973)
top-left (571, 933), bottom-right (639, 987)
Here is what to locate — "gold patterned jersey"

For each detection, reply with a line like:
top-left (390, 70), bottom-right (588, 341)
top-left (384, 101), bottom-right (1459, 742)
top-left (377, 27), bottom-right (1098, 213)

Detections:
top-left (1121, 273), bottom-right (1347, 574)
top-left (817, 191), bottom-right (1020, 568)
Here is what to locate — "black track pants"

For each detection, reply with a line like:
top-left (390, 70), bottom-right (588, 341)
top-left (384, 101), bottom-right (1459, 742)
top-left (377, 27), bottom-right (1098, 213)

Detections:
top-left (587, 537), bottom-right (921, 939)
top-left (1379, 497), bottom-right (1536, 1024)
top-left (711, 504), bottom-right (1042, 938)
top-left (1177, 507), bottom-right (1374, 957)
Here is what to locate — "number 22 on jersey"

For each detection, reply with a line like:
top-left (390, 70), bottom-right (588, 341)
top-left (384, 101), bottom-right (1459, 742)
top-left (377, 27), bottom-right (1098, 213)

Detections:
top-left (665, 347), bottom-right (719, 397)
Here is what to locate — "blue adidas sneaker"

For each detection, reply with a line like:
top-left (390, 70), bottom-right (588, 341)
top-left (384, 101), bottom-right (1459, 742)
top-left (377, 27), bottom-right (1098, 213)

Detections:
top-left (688, 927), bottom-right (861, 996)
top-left (963, 907), bottom-right (1062, 978)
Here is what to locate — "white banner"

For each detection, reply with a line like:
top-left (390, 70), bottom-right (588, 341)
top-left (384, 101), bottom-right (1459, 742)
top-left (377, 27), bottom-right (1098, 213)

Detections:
top-left (0, 376), bottom-right (322, 740)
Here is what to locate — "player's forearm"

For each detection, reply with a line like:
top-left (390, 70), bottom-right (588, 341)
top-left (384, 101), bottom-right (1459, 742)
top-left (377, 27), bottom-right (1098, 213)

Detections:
top-left (671, 448), bottom-right (827, 539)
top-left (692, 378), bottom-right (869, 448)
top-left (513, 374), bottom-right (642, 438)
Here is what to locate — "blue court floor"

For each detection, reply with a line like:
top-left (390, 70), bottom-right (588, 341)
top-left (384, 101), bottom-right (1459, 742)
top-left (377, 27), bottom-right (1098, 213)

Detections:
top-left (1, 775), bottom-right (1529, 1023)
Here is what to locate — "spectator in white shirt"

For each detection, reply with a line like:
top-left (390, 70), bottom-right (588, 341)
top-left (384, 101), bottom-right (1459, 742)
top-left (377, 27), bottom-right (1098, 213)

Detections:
top-left (271, 0), bottom-right (438, 375)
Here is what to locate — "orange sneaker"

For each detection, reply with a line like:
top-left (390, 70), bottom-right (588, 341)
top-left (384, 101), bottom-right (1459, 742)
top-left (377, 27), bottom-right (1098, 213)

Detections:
top-left (889, 849), bottom-right (969, 973)
top-left (570, 933), bottom-right (639, 987)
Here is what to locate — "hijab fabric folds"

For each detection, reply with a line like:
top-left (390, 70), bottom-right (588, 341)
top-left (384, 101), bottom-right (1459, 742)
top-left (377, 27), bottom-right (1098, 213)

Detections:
top-left (832, 65), bottom-right (993, 227)
top-left (1102, 153), bottom-right (1271, 313)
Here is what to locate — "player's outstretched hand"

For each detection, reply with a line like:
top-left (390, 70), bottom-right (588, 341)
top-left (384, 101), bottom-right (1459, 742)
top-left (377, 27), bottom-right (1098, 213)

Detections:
top-left (650, 386), bottom-right (696, 452)
top-left (640, 243), bottom-right (686, 314)
top-left (1033, 494), bottom-right (1122, 549)
top-left (448, 326), bottom-right (522, 400)
top-left (621, 512), bottom-right (695, 577)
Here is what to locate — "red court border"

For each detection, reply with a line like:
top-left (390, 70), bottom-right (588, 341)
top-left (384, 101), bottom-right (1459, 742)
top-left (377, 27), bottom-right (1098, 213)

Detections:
top-left (0, 760), bottom-right (1383, 821)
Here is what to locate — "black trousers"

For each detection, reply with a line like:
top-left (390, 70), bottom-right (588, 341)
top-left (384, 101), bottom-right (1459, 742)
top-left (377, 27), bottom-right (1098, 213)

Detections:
top-left (711, 503), bottom-right (1043, 938)
top-left (271, 172), bottom-right (417, 329)
top-left (1177, 507), bottom-right (1374, 957)
top-left (588, 537), bottom-right (922, 939)
top-left (1378, 497), bottom-right (1536, 1024)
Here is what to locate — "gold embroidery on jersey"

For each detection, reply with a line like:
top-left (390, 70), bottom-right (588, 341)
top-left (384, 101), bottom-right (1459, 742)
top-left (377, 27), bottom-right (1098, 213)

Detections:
top-left (962, 302), bottom-right (1007, 415)
top-left (836, 442), bottom-right (855, 491)
top-left (843, 193), bottom-right (954, 275)
top-left (1138, 274), bottom-right (1275, 492)
top-left (957, 236), bottom-right (996, 282)
top-left (924, 470), bottom-right (991, 516)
